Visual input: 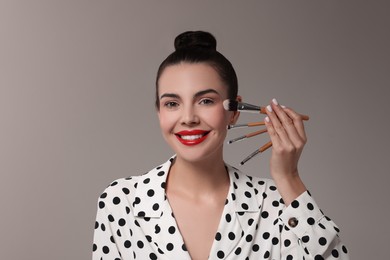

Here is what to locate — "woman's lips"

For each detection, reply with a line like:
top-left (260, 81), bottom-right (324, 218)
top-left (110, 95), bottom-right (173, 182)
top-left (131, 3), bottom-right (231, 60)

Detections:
top-left (175, 130), bottom-right (210, 146)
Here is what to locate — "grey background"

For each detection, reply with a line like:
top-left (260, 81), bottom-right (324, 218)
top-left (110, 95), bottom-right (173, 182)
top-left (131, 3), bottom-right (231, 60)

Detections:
top-left (1, 1), bottom-right (389, 259)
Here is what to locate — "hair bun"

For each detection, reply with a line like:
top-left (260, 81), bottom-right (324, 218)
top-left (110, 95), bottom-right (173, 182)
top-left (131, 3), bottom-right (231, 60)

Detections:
top-left (174, 31), bottom-right (217, 51)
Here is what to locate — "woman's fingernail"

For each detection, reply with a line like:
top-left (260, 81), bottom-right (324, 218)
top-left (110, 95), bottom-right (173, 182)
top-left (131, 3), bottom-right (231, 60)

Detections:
top-left (281, 105), bottom-right (286, 109)
top-left (267, 105), bottom-right (272, 112)
top-left (265, 116), bottom-right (270, 122)
top-left (272, 98), bottom-right (278, 105)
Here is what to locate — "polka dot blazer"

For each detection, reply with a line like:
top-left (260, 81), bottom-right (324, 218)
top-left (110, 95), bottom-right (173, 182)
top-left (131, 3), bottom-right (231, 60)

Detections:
top-left (93, 156), bottom-right (349, 259)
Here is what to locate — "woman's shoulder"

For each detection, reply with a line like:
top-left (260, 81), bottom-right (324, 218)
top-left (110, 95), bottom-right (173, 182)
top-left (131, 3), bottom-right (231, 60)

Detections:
top-left (97, 157), bottom-right (173, 206)
top-left (226, 164), bottom-right (284, 203)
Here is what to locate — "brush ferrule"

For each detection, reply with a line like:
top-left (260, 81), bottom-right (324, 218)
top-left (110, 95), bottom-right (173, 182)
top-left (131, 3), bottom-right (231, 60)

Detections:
top-left (240, 149), bottom-right (261, 165)
top-left (228, 135), bottom-right (246, 144)
top-left (237, 102), bottom-right (262, 112)
top-left (228, 123), bottom-right (248, 129)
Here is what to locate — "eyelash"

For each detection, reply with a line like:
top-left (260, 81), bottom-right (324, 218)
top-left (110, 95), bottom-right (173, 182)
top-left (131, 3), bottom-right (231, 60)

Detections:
top-left (163, 101), bottom-right (179, 108)
top-left (199, 98), bottom-right (215, 105)
top-left (162, 98), bottom-right (215, 109)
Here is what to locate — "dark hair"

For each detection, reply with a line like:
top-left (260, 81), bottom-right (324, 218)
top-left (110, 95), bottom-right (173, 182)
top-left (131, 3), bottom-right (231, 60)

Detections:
top-left (155, 31), bottom-right (238, 109)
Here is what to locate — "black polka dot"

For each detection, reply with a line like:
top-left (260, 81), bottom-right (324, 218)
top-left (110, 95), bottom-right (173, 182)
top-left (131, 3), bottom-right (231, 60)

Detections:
top-left (319, 237), bottom-right (327, 246)
top-left (149, 252), bottom-right (157, 260)
top-left (263, 232), bottom-right (270, 239)
top-left (147, 189), bottom-right (155, 197)
top-left (102, 246), bottom-right (109, 254)
top-left (314, 255), bottom-right (324, 260)
top-left (307, 217), bottom-right (315, 225)
top-left (272, 237), bottom-right (279, 245)
top-left (244, 191), bottom-right (252, 198)
top-left (157, 171), bottom-right (165, 176)
top-left (246, 234), bottom-right (253, 242)
top-left (269, 185), bottom-right (277, 191)
top-left (307, 202), bottom-right (314, 210)
top-left (113, 197), bottom-right (121, 205)
top-left (100, 192), bottom-right (107, 199)
top-left (152, 203), bottom-right (159, 211)
top-left (241, 203), bottom-right (249, 210)
top-left (92, 243), bottom-right (97, 251)
top-left (228, 232), bottom-right (235, 240)
top-left (291, 200), bottom-right (299, 208)
top-left (99, 201), bottom-right (105, 209)
top-left (137, 240), bottom-right (144, 248)
top-left (217, 250), bottom-right (225, 258)
top-left (234, 247), bottom-right (242, 255)
top-left (252, 244), bottom-right (260, 252)
top-left (118, 218), bottom-right (126, 226)
top-left (122, 188), bottom-right (130, 194)
top-left (124, 240), bottom-right (131, 248)
top-left (143, 178), bottom-right (150, 184)
top-left (225, 214), bottom-right (232, 222)
top-left (168, 226), bottom-right (176, 234)
top-left (332, 249), bottom-right (339, 257)
top-left (302, 235), bottom-right (310, 243)
top-left (215, 232), bottom-right (222, 241)
top-left (166, 243), bottom-right (174, 251)
top-left (284, 239), bottom-right (291, 247)
top-left (261, 211), bottom-right (269, 219)
top-left (154, 224), bottom-right (161, 234)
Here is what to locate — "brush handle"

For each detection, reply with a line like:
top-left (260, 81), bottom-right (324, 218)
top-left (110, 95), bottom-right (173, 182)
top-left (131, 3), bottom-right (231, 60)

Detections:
top-left (259, 141), bottom-right (273, 152)
top-left (259, 107), bottom-right (310, 121)
top-left (246, 129), bottom-right (267, 138)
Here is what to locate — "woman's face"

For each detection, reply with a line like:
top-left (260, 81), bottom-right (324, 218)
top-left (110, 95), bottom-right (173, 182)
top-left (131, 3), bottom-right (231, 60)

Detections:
top-left (157, 62), bottom-right (238, 163)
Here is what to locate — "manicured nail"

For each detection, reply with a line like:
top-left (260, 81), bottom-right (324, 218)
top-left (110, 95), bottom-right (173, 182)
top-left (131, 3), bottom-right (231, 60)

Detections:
top-left (267, 105), bottom-right (272, 112)
top-left (272, 98), bottom-right (278, 105)
top-left (265, 116), bottom-right (270, 122)
top-left (281, 105), bottom-right (286, 109)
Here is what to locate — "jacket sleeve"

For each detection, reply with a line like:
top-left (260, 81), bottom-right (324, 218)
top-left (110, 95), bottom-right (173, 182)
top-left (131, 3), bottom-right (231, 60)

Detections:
top-left (92, 193), bottom-right (123, 260)
top-left (278, 191), bottom-right (350, 259)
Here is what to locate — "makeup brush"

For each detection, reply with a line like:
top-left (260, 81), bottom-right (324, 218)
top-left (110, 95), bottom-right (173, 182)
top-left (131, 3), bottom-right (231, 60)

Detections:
top-left (227, 121), bottom-right (265, 129)
top-left (228, 129), bottom-right (267, 144)
top-left (240, 141), bottom-right (273, 165)
top-left (223, 100), bottom-right (310, 121)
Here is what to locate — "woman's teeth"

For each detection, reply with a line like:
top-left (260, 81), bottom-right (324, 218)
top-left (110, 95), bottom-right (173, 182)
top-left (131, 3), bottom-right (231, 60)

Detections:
top-left (180, 134), bottom-right (203, 140)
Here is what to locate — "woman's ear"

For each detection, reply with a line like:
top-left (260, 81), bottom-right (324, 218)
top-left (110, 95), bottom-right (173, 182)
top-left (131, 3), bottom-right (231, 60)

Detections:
top-left (230, 95), bottom-right (242, 124)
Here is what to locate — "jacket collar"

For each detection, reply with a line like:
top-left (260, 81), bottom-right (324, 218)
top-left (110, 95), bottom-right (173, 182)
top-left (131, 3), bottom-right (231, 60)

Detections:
top-left (133, 156), bottom-right (260, 218)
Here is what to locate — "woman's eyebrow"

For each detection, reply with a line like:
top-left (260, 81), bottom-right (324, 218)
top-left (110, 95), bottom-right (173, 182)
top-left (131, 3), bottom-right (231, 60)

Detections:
top-left (160, 93), bottom-right (180, 100)
top-left (160, 89), bottom-right (220, 100)
top-left (194, 89), bottom-right (220, 98)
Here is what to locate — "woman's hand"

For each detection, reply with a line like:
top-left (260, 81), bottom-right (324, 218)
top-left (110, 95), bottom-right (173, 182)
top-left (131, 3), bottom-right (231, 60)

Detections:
top-left (264, 98), bottom-right (307, 205)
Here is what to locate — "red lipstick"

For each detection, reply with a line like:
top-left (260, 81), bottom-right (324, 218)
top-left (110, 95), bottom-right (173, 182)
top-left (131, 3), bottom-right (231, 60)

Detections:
top-left (175, 130), bottom-right (210, 146)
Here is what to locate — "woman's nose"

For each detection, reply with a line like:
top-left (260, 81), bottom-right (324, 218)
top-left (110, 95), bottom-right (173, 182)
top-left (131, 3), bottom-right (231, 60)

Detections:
top-left (180, 106), bottom-right (200, 126)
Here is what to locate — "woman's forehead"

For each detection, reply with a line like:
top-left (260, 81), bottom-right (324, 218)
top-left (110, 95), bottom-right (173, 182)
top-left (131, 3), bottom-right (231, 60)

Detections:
top-left (158, 63), bottom-right (228, 96)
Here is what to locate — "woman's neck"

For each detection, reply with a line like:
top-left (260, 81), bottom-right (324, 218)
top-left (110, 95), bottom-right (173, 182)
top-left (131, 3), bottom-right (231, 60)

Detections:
top-left (166, 155), bottom-right (230, 200)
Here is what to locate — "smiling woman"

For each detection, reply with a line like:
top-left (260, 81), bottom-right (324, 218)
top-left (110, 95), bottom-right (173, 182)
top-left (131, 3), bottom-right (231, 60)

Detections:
top-left (92, 31), bottom-right (349, 260)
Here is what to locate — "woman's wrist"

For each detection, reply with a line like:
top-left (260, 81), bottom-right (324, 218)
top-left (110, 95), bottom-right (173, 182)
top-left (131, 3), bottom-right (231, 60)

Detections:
top-left (272, 172), bottom-right (307, 206)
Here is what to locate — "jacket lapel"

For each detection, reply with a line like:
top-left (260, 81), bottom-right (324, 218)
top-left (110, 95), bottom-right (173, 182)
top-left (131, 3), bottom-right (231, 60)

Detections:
top-left (208, 165), bottom-right (261, 259)
top-left (133, 157), bottom-right (192, 260)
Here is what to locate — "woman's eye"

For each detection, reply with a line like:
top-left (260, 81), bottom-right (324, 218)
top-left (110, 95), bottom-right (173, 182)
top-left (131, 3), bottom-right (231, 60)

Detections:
top-left (164, 101), bottom-right (179, 108)
top-left (199, 99), bottom-right (214, 105)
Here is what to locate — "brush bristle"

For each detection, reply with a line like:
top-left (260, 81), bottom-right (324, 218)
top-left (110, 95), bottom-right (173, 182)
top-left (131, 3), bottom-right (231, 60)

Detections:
top-left (223, 99), bottom-right (238, 111)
